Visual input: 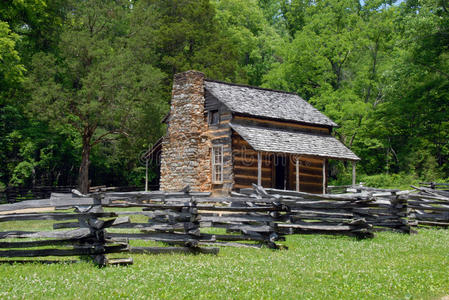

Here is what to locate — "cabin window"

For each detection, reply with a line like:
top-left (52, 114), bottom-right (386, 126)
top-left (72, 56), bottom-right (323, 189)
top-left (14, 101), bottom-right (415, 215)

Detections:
top-left (212, 145), bottom-right (223, 183)
top-left (208, 110), bottom-right (219, 125)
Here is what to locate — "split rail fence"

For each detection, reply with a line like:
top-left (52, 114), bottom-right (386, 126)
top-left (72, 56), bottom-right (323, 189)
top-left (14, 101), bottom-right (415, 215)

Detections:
top-left (0, 194), bottom-right (131, 266)
top-left (1, 182), bottom-right (449, 266)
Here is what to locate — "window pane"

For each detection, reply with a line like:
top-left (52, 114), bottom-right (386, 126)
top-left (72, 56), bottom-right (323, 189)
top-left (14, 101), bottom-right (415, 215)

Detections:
top-left (212, 145), bottom-right (223, 183)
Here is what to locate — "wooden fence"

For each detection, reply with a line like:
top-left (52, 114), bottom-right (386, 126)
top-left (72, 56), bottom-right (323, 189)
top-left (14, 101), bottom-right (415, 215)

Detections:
top-left (0, 185), bottom-right (156, 204)
top-left (100, 187), bottom-right (287, 250)
top-left (0, 194), bottom-right (131, 266)
top-left (2, 183), bottom-right (449, 266)
top-left (241, 186), bottom-right (407, 237)
top-left (407, 186), bottom-right (449, 227)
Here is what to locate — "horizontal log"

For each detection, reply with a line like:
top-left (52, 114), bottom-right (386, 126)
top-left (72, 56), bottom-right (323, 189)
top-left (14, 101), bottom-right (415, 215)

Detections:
top-left (0, 259), bottom-right (81, 265)
top-left (226, 225), bottom-right (273, 233)
top-left (0, 243), bottom-right (128, 258)
top-left (278, 223), bottom-right (352, 231)
top-left (106, 258), bottom-right (134, 266)
top-left (130, 246), bottom-right (219, 255)
top-left (0, 197), bottom-right (100, 212)
top-left (289, 209), bottom-right (353, 217)
top-left (106, 232), bottom-right (215, 244)
top-left (417, 220), bottom-right (449, 227)
top-left (0, 228), bottom-right (91, 240)
top-left (0, 237), bottom-right (94, 248)
top-left (139, 222), bottom-right (198, 232)
top-left (201, 215), bottom-right (275, 223)
top-left (199, 242), bottom-right (263, 248)
top-left (0, 212), bottom-right (117, 223)
top-left (408, 205), bottom-right (449, 212)
top-left (408, 200), bottom-right (449, 207)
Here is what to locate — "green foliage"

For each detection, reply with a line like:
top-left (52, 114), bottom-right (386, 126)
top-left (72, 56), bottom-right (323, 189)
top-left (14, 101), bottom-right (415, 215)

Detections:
top-left (213, 0), bottom-right (284, 85)
top-left (1, 0), bottom-right (449, 188)
top-left (0, 21), bottom-right (25, 102)
top-left (358, 173), bottom-right (419, 189)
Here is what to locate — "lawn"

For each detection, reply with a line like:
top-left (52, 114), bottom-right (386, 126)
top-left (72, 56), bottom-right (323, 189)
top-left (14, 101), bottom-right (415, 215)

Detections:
top-left (0, 228), bottom-right (448, 299)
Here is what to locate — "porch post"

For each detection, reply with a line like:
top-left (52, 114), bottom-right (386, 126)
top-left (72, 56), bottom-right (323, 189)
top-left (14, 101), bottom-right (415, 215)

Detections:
top-left (322, 159), bottom-right (326, 194)
top-left (352, 161), bottom-right (356, 186)
top-left (145, 158), bottom-right (149, 192)
top-left (257, 151), bottom-right (262, 187)
top-left (295, 158), bottom-right (300, 192)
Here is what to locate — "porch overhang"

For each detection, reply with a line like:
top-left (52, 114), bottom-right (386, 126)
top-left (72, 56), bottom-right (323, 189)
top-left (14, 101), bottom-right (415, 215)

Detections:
top-left (230, 122), bottom-right (360, 161)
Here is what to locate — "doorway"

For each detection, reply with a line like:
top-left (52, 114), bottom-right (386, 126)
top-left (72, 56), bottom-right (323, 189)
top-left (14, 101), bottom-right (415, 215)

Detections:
top-left (274, 155), bottom-right (288, 190)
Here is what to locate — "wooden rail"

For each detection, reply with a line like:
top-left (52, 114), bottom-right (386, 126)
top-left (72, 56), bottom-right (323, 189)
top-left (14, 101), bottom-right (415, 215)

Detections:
top-left (1, 183), bottom-right (448, 266)
top-left (0, 195), bottom-right (132, 266)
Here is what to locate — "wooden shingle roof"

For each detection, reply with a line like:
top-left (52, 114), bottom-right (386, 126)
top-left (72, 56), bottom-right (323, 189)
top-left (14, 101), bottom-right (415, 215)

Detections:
top-left (204, 80), bottom-right (337, 127)
top-left (230, 122), bottom-right (360, 161)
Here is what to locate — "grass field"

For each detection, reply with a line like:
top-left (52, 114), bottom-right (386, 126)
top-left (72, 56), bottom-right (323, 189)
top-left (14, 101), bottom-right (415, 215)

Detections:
top-left (0, 228), bottom-right (448, 299)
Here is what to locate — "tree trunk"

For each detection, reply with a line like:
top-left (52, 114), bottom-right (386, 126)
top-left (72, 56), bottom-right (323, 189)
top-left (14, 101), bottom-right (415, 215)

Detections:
top-left (78, 135), bottom-right (92, 195)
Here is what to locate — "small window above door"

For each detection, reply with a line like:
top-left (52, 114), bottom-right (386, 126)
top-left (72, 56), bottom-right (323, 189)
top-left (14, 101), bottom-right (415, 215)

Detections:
top-left (208, 110), bottom-right (220, 125)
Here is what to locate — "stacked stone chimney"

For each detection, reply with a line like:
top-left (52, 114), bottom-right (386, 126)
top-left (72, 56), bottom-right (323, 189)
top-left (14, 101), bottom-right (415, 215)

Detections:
top-left (159, 71), bottom-right (212, 191)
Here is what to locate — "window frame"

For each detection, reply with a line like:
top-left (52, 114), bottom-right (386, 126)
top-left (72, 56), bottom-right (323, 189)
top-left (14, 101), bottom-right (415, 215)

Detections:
top-left (212, 145), bottom-right (224, 184)
top-left (208, 110), bottom-right (220, 125)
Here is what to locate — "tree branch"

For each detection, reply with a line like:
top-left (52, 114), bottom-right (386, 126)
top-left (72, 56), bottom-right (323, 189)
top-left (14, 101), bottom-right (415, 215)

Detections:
top-left (90, 130), bottom-right (129, 146)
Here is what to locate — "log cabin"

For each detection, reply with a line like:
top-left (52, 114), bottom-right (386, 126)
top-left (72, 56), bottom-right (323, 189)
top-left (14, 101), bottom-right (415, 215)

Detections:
top-left (145, 70), bottom-right (360, 195)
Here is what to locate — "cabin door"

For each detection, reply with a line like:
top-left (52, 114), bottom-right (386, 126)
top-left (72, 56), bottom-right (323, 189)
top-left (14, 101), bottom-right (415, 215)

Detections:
top-left (273, 155), bottom-right (288, 190)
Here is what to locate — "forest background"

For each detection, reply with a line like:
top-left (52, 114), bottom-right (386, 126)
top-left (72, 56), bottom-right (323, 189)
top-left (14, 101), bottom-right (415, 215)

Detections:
top-left (1, 0), bottom-right (448, 192)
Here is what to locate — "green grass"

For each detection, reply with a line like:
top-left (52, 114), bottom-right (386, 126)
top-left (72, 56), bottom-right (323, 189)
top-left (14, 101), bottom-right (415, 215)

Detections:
top-left (0, 229), bottom-right (448, 299)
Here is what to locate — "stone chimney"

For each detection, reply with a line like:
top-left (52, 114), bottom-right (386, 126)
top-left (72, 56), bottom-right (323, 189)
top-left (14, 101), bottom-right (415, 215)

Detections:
top-left (159, 70), bottom-right (212, 191)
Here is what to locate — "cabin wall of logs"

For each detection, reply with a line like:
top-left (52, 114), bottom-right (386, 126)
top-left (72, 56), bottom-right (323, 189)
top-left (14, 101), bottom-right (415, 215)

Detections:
top-left (232, 133), bottom-right (272, 190)
top-left (231, 133), bottom-right (326, 194)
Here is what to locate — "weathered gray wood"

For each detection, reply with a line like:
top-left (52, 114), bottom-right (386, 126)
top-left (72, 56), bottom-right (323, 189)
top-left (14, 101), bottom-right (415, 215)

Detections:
top-left (0, 259), bottom-right (81, 264)
top-left (416, 220), bottom-right (449, 226)
top-left (213, 233), bottom-right (266, 242)
top-left (408, 205), bottom-right (449, 212)
top-left (0, 228), bottom-right (91, 240)
top-left (0, 212), bottom-right (117, 223)
top-left (106, 257), bottom-right (134, 266)
top-left (0, 197), bottom-right (98, 212)
top-left (226, 225), bottom-right (273, 233)
top-left (264, 188), bottom-right (373, 201)
top-left (200, 214), bottom-right (274, 223)
top-left (53, 222), bottom-right (79, 229)
top-left (323, 160), bottom-right (326, 194)
top-left (352, 161), bottom-right (356, 186)
top-left (130, 246), bottom-right (219, 255)
top-left (296, 159), bottom-right (300, 192)
top-left (106, 232), bottom-right (215, 244)
top-left (0, 243), bottom-right (128, 257)
top-left (139, 222), bottom-right (198, 232)
top-left (257, 152), bottom-right (262, 187)
top-left (199, 242), bottom-right (262, 248)
top-left (278, 223), bottom-right (355, 231)
top-left (0, 236), bottom-right (106, 248)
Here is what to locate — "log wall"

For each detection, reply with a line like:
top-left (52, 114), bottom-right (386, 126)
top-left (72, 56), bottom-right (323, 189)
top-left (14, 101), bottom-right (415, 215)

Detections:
top-left (206, 103), bottom-right (234, 195)
top-left (232, 132), bottom-right (325, 193)
top-left (288, 156), bottom-right (325, 194)
top-left (232, 132), bottom-right (272, 190)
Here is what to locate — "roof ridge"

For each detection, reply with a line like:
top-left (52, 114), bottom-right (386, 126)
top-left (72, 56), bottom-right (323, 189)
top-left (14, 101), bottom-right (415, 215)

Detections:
top-left (205, 79), bottom-right (298, 96)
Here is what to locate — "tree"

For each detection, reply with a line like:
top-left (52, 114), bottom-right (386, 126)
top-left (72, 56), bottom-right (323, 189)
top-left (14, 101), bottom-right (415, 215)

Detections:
top-left (372, 0), bottom-right (449, 177)
top-left (213, 0), bottom-right (284, 85)
top-left (27, 0), bottom-right (165, 193)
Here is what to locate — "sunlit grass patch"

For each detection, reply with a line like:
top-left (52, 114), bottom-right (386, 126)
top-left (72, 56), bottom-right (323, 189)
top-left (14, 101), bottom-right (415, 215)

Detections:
top-left (0, 227), bottom-right (448, 299)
